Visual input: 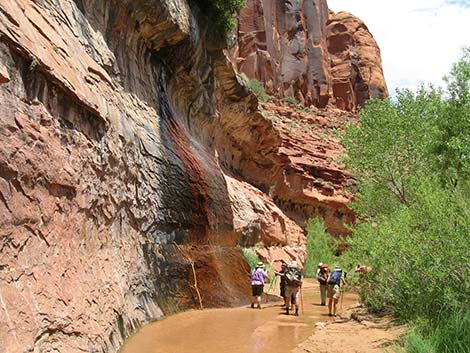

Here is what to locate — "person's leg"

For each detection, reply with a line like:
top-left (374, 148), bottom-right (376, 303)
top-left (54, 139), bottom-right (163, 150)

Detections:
top-left (285, 286), bottom-right (292, 314)
top-left (320, 284), bottom-right (327, 305)
top-left (332, 285), bottom-right (340, 316)
top-left (327, 284), bottom-right (333, 315)
top-left (293, 288), bottom-right (300, 316)
top-left (257, 285), bottom-right (263, 309)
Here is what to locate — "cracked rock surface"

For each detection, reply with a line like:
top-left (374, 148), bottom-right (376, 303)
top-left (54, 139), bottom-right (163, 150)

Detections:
top-left (0, 0), bottom-right (387, 352)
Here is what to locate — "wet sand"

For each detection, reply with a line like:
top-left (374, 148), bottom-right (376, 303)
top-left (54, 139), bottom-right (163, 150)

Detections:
top-left (119, 280), bottom-right (358, 353)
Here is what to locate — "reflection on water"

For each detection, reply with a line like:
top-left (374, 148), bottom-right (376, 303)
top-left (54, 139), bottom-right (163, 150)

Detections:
top-left (119, 281), bottom-right (358, 353)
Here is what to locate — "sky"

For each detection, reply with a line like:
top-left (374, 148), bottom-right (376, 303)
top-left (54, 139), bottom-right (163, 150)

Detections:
top-left (327, 0), bottom-right (470, 95)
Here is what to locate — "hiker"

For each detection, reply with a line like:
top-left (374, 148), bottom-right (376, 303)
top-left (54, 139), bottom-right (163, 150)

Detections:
top-left (316, 262), bottom-right (329, 306)
top-left (327, 265), bottom-right (346, 317)
top-left (251, 261), bottom-right (268, 309)
top-left (274, 261), bottom-right (288, 302)
top-left (355, 263), bottom-right (372, 275)
top-left (284, 261), bottom-right (303, 316)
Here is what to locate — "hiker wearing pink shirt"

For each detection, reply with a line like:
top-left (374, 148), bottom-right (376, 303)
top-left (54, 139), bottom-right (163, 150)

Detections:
top-left (251, 262), bottom-right (268, 309)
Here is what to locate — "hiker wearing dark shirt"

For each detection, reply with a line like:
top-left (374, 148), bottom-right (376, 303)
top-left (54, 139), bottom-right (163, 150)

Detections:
top-left (251, 262), bottom-right (268, 309)
top-left (327, 265), bottom-right (346, 317)
top-left (274, 261), bottom-right (288, 301)
top-left (284, 261), bottom-right (303, 316)
top-left (316, 262), bottom-right (329, 306)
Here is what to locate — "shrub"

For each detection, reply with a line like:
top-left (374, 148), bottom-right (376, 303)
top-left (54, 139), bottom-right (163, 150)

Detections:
top-left (394, 311), bottom-right (470, 353)
top-left (190, 0), bottom-right (245, 40)
top-left (340, 48), bottom-right (470, 329)
top-left (245, 78), bottom-right (270, 102)
top-left (304, 218), bottom-right (338, 278)
top-left (284, 96), bottom-right (301, 108)
top-left (342, 181), bottom-right (469, 319)
top-left (241, 247), bottom-right (260, 271)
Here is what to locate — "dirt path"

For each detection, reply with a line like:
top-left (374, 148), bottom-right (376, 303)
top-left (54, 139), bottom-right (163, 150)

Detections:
top-left (119, 280), bottom-right (404, 353)
top-left (293, 311), bottom-right (404, 353)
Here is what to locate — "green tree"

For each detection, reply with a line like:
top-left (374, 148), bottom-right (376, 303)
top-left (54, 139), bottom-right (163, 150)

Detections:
top-left (341, 87), bottom-right (443, 217)
top-left (304, 218), bottom-right (338, 277)
top-left (340, 48), bottom-right (470, 330)
top-left (190, 0), bottom-right (245, 39)
top-left (438, 48), bottom-right (470, 186)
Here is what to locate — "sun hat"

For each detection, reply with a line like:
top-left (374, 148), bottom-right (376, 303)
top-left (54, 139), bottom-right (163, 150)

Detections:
top-left (256, 262), bottom-right (264, 268)
top-left (318, 262), bottom-right (323, 267)
top-left (289, 261), bottom-right (298, 268)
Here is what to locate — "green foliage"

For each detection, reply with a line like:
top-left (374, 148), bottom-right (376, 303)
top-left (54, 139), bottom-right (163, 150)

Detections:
top-left (340, 48), bottom-right (470, 331)
top-left (246, 78), bottom-right (270, 102)
top-left (284, 96), bottom-right (301, 108)
top-left (304, 218), bottom-right (338, 278)
top-left (190, 0), bottom-right (245, 39)
top-left (437, 48), bottom-right (470, 186)
top-left (241, 247), bottom-right (260, 271)
top-left (394, 311), bottom-right (470, 353)
top-left (341, 88), bottom-right (444, 216)
top-left (342, 181), bottom-right (469, 320)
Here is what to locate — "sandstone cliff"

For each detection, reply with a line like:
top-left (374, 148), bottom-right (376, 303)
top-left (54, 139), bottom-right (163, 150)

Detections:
top-left (0, 0), bottom-right (302, 352)
top-left (0, 0), bottom-right (387, 352)
top-left (234, 0), bottom-right (388, 111)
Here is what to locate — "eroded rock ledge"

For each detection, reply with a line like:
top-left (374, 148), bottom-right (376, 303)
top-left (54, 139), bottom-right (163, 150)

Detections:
top-left (0, 0), bottom-right (387, 352)
top-left (0, 0), bottom-right (302, 352)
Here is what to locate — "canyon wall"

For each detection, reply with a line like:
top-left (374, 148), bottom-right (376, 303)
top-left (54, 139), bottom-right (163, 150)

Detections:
top-left (234, 0), bottom-right (388, 111)
top-left (0, 0), bottom-right (387, 352)
top-left (0, 0), bottom-right (303, 352)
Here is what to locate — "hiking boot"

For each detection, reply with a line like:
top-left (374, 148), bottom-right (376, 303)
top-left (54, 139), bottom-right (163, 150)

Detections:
top-left (250, 303), bottom-right (254, 309)
top-left (294, 308), bottom-right (299, 316)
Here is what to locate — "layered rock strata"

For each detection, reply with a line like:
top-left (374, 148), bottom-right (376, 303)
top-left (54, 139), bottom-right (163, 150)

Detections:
top-left (0, 0), bottom-right (302, 352)
top-left (0, 0), bottom-right (388, 352)
top-left (233, 0), bottom-right (388, 111)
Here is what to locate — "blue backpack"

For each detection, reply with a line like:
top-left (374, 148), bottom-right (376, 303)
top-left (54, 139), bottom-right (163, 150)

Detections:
top-left (328, 269), bottom-right (342, 285)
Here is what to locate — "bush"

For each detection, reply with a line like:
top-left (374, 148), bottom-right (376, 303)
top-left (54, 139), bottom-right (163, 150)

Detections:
top-left (342, 181), bottom-right (469, 319)
top-left (245, 78), bottom-right (270, 102)
top-left (395, 311), bottom-right (470, 353)
top-left (304, 218), bottom-right (338, 278)
top-left (190, 0), bottom-right (245, 39)
top-left (284, 96), bottom-right (301, 108)
top-left (241, 247), bottom-right (260, 271)
top-left (340, 48), bottom-right (470, 331)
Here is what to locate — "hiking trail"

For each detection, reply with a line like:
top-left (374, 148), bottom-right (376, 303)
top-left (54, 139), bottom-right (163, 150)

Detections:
top-left (119, 280), bottom-right (403, 353)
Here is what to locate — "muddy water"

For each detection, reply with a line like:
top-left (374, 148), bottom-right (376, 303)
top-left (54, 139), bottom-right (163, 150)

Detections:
top-left (120, 280), bottom-right (358, 353)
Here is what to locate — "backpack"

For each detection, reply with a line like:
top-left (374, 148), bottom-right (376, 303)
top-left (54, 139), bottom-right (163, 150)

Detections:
top-left (317, 270), bottom-right (328, 285)
top-left (328, 269), bottom-right (342, 285)
top-left (285, 268), bottom-right (302, 287)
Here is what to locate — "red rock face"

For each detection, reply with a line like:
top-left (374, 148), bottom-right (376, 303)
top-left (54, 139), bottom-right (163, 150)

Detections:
top-left (234, 0), bottom-right (388, 111)
top-left (0, 0), bottom-right (315, 351)
top-left (0, 0), bottom-right (387, 352)
top-left (326, 12), bottom-right (388, 111)
top-left (262, 102), bottom-right (356, 236)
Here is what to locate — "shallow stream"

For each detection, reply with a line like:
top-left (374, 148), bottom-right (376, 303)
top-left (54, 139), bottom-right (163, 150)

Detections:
top-left (120, 280), bottom-right (358, 353)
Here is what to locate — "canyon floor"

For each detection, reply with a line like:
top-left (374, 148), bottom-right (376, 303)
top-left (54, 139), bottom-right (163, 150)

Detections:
top-left (119, 280), bottom-right (405, 353)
